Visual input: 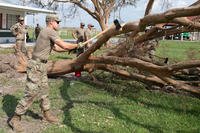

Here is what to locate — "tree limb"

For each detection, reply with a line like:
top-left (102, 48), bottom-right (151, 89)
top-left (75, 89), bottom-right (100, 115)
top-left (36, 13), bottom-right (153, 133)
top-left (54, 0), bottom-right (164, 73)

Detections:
top-left (144, 0), bottom-right (155, 16)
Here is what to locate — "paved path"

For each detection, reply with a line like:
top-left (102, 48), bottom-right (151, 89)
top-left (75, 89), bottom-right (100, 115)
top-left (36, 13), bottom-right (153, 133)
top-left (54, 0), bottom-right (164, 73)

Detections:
top-left (0, 39), bottom-right (76, 48)
top-left (0, 42), bottom-right (35, 48)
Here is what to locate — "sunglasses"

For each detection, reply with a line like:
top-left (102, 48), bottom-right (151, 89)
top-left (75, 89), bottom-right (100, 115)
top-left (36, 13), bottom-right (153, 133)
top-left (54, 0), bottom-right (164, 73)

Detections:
top-left (55, 21), bottom-right (60, 24)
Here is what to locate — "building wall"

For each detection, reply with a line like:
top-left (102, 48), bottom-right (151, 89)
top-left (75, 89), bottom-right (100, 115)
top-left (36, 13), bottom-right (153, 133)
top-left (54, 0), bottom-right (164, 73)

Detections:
top-left (191, 32), bottom-right (200, 41)
top-left (0, 9), bottom-right (24, 43)
top-left (0, 9), bottom-right (23, 29)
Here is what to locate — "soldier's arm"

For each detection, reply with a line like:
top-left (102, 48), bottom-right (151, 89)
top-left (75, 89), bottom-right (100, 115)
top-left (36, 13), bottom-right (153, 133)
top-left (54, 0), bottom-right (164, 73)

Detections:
top-left (24, 25), bottom-right (28, 34)
top-left (52, 44), bottom-right (69, 52)
top-left (84, 30), bottom-right (88, 41)
top-left (84, 31), bottom-right (89, 41)
top-left (72, 30), bottom-right (77, 40)
top-left (10, 24), bottom-right (18, 36)
top-left (54, 39), bottom-right (78, 51)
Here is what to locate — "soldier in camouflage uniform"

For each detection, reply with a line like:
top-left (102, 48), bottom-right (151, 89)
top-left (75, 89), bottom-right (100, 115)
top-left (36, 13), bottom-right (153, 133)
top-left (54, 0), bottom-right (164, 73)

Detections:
top-left (146, 39), bottom-right (158, 60)
top-left (35, 23), bottom-right (41, 40)
top-left (72, 22), bottom-right (86, 55)
top-left (10, 16), bottom-right (27, 55)
top-left (8, 14), bottom-right (84, 132)
top-left (84, 24), bottom-right (94, 49)
top-left (72, 22), bottom-right (86, 77)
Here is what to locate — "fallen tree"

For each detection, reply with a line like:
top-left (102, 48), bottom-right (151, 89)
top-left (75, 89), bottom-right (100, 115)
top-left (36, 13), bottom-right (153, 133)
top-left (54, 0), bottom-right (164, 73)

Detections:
top-left (1, 0), bottom-right (200, 95)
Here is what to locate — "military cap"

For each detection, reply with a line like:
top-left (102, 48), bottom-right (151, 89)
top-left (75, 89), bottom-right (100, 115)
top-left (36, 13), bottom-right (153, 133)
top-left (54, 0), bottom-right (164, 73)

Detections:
top-left (88, 24), bottom-right (94, 27)
top-left (46, 14), bottom-right (61, 22)
top-left (80, 22), bottom-right (85, 26)
top-left (18, 16), bottom-right (24, 21)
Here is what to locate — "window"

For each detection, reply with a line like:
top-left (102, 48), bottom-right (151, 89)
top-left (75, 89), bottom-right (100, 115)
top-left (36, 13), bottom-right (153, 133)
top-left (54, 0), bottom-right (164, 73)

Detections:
top-left (6, 14), bottom-right (18, 29)
top-left (0, 13), bottom-right (2, 29)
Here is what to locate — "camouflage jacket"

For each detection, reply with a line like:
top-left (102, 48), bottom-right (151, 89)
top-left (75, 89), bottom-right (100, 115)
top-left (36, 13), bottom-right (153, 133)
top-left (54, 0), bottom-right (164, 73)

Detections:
top-left (10, 22), bottom-right (27, 40)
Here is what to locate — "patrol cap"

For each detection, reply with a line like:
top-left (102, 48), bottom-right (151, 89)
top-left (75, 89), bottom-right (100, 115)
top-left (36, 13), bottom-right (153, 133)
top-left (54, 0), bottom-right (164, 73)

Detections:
top-left (88, 24), bottom-right (94, 27)
top-left (46, 14), bottom-right (61, 23)
top-left (80, 22), bottom-right (85, 26)
top-left (18, 16), bottom-right (24, 21)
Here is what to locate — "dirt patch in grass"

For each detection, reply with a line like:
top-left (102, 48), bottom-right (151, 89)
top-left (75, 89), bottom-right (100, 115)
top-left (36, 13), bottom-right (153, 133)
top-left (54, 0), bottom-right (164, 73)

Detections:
top-left (0, 73), bottom-right (25, 95)
top-left (0, 53), bottom-right (52, 133)
top-left (0, 72), bottom-right (56, 133)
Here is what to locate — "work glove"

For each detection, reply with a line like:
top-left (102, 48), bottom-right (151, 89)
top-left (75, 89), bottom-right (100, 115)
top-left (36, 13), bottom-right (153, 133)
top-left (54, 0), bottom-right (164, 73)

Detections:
top-left (77, 42), bottom-right (84, 48)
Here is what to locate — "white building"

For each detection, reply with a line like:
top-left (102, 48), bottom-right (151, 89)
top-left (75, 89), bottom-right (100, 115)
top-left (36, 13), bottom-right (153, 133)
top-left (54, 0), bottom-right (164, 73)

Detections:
top-left (0, 2), bottom-right (55, 43)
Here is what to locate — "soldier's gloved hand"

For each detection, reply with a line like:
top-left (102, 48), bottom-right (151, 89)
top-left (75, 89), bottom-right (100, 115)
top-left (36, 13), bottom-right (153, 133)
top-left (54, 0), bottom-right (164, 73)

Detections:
top-left (77, 42), bottom-right (84, 48)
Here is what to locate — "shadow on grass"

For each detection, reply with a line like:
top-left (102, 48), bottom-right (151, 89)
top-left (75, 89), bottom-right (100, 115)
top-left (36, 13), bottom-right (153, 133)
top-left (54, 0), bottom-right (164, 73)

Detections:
top-left (110, 106), bottom-right (163, 133)
top-left (80, 76), bottom-right (200, 118)
top-left (26, 110), bottom-right (43, 120)
top-left (130, 97), bottom-right (200, 118)
top-left (60, 78), bottom-right (102, 133)
top-left (68, 99), bottom-right (164, 133)
top-left (59, 77), bottom-right (166, 133)
top-left (2, 94), bottom-right (43, 121)
top-left (2, 94), bottom-right (19, 117)
top-left (55, 56), bottom-right (73, 60)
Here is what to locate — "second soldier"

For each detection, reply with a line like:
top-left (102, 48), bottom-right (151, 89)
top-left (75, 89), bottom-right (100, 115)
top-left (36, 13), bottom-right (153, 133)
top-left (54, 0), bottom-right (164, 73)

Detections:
top-left (10, 16), bottom-right (27, 56)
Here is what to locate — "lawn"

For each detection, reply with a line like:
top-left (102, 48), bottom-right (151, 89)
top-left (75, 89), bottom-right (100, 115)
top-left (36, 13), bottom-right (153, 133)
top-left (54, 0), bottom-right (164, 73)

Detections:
top-left (0, 40), bottom-right (200, 133)
top-left (27, 27), bottom-right (98, 41)
top-left (43, 77), bottom-right (200, 133)
top-left (156, 40), bottom-right (200, 62)
top-left (0, 74), bottom-right (200, 133)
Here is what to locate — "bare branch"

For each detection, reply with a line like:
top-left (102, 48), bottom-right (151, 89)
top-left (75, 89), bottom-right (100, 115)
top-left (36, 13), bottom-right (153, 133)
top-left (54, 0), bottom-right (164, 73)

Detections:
top-left (189, 0), bottom-right (200, 6)
top-left (172, 17), bottom-right (200, 30)
top-left (144, 0), bottom-right (155, 16)
top-left (139, 4), bottom-right (200, 30)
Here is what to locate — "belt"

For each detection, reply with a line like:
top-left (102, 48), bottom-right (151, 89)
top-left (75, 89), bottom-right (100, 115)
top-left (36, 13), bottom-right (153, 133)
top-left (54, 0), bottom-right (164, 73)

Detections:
top-left (32, 56), bottom-right (47, 63)
top-left (16, 39), bottom-right (25, 41)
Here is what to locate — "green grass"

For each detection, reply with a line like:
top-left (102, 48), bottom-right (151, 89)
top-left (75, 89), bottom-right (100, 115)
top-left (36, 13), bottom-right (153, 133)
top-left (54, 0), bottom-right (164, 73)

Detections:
top-left (0, 48), bottom-right (14, 54)
top-left (0, 128), bottom-right (5, 133)
top-left (49, 51), bottom-right (76, 61)
top-left (1, 74), bottom-right (200, 133)
top-left (27, 27), bottom-right (98, 41)
top-left (156, 40), bottom-right (200, 62)
top-left (27, 28), bottom-right (75, 40)
top-left (59, 29), bottom-right (74, 39)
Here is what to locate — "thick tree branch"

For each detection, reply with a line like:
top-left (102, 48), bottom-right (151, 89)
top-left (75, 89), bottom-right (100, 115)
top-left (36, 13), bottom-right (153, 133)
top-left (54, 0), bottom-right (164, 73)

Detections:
top-left (85, 64), bottom-right (166, 87)
top-left (139, 4), bottom-right (200, 30)
top-left (189, 0), bottom-right (200, 6)
top-left (172, 17), bottom-right (200, 30)
top-left (144, 0), bottom-right (155, 16)
top-left (56, 0), bottom-right (99, 20)
top-left (88, 56), bottom-right (200, 76)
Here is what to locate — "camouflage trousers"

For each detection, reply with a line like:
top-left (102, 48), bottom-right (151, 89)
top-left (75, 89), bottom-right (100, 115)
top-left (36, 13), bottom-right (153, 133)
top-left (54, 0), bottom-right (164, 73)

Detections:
top-left (148, 50), bottom-right (155, 60)
top-left (15, 40), bottom-right (27, 55)
top-left (15, 59), bottom-right (50, 115)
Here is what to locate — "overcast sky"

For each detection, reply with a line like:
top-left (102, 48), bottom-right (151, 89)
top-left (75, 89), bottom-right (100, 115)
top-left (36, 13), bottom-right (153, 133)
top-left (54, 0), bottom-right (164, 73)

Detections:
top-left (1, 0), bottom-right (197, 28)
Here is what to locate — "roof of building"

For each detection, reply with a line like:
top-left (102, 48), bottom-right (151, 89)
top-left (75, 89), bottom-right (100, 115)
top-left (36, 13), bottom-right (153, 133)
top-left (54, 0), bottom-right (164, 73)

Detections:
top-left (0, 2), bottom-right (56, 14)
top-left (0, 0), bottom-right (18, 5)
